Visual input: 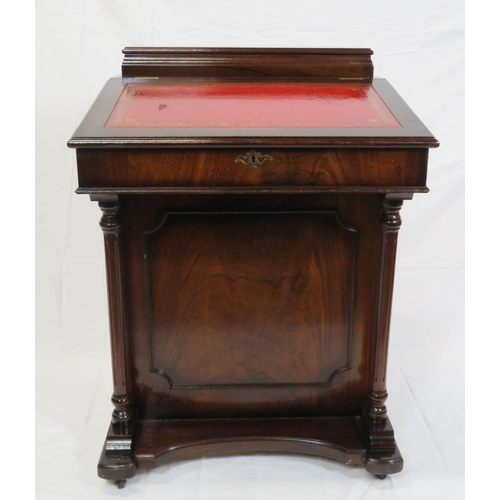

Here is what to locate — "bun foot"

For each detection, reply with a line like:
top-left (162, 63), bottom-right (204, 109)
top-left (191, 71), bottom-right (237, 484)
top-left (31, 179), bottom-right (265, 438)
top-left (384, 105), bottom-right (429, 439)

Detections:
top-left (375, 474), bottom-right (387, 480)
top-left (115, 479), bottom-right (126, 489)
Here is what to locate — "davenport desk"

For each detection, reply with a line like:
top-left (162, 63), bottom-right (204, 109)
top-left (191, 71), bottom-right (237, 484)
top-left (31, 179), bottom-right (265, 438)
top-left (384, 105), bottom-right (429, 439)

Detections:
top-left (68, 48), bottom-right (438, 488)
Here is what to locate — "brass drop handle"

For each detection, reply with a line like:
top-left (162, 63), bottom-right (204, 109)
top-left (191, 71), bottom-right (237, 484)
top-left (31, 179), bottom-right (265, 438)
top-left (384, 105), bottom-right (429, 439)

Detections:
top-left (235, 150), bottom-right (273, 170)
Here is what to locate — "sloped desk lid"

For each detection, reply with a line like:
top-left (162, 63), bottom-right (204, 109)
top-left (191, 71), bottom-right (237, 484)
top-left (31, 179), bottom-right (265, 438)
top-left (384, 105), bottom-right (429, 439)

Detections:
top-left (68, 78), bottom-right (438, 148)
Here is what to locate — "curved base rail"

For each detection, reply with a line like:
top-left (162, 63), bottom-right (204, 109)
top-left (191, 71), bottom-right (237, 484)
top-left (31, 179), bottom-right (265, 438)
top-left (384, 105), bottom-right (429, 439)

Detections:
top-left (98, 416), bottom-right (403, 487)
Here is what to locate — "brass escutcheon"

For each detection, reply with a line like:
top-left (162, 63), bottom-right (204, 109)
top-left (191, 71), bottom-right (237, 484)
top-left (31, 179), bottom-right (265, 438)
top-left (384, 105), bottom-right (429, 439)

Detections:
top-left (235, 150), bottom-right (273, 170)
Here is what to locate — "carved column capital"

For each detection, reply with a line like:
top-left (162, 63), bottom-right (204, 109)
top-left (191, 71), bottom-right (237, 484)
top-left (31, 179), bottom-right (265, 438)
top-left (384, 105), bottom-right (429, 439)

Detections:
top-left (99, 202), bottom-right (121, 233)
top-left (380, 199), bottom-right (403, 232)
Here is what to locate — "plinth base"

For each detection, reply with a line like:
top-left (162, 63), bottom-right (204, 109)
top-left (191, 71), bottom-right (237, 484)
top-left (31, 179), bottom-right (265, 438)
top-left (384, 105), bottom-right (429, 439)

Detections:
top-left (98, 416), bottom-right (403, 487)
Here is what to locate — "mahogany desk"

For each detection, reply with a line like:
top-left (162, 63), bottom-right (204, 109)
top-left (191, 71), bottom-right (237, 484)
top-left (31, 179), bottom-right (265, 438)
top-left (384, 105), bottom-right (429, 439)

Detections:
top-left (68, 48), bottom-right (438, 488)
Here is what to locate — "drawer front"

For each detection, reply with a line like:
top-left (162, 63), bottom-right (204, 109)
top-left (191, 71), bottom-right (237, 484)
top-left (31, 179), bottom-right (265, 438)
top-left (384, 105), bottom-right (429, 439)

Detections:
top-left (77, 148), bottom-right (428, 190)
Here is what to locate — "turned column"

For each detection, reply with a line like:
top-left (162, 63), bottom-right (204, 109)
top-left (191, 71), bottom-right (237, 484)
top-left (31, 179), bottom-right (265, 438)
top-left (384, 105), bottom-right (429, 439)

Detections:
top-left (97, 196), bottom-right (133, 427)
top-left (367, 195), bottom-right (407, 423)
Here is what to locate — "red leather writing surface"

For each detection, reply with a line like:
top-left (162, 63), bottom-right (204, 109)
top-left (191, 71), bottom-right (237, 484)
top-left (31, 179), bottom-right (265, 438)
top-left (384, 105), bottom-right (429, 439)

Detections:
top-left (106, 83), bottom-right (400, 129)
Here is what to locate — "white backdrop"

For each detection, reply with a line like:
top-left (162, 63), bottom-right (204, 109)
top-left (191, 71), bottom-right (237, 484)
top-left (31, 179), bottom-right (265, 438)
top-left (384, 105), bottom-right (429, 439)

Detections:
top-left (36, 1), bottom-right (464, 499)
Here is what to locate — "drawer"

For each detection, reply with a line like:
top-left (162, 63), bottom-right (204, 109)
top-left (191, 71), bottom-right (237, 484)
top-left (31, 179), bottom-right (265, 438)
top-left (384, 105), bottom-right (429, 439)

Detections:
top-left (76, 148), bottom-right (428, 191)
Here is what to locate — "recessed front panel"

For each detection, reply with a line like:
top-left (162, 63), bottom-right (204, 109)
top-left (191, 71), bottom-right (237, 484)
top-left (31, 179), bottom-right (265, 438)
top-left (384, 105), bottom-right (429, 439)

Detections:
top-left (143, 211), bottom-right (357, 388)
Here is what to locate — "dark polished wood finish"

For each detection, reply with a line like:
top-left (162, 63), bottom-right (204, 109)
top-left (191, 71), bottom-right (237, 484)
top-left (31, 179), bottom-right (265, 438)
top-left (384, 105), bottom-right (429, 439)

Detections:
top-left (97, 200), bottom-right (133, 426)
top-left (367, 197), bottom-right (405, 423)
top-left (121, 47), bottom-right (375, 80)
top-left (76, 148), bottom-right (429, 191)
top-left (69, 48), bottom-right (437, 488)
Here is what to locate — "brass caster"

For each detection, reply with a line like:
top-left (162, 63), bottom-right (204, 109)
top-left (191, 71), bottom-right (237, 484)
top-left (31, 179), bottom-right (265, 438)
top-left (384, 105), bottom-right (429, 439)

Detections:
top-left (115, 479), bottom-right (127, 489)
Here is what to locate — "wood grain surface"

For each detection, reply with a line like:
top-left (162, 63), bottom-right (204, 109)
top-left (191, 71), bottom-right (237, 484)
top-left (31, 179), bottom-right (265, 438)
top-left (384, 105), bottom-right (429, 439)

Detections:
top-left (144, 211), bottom-right (356, 388)
top-left (70, 48), bottom-right (439, 485)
